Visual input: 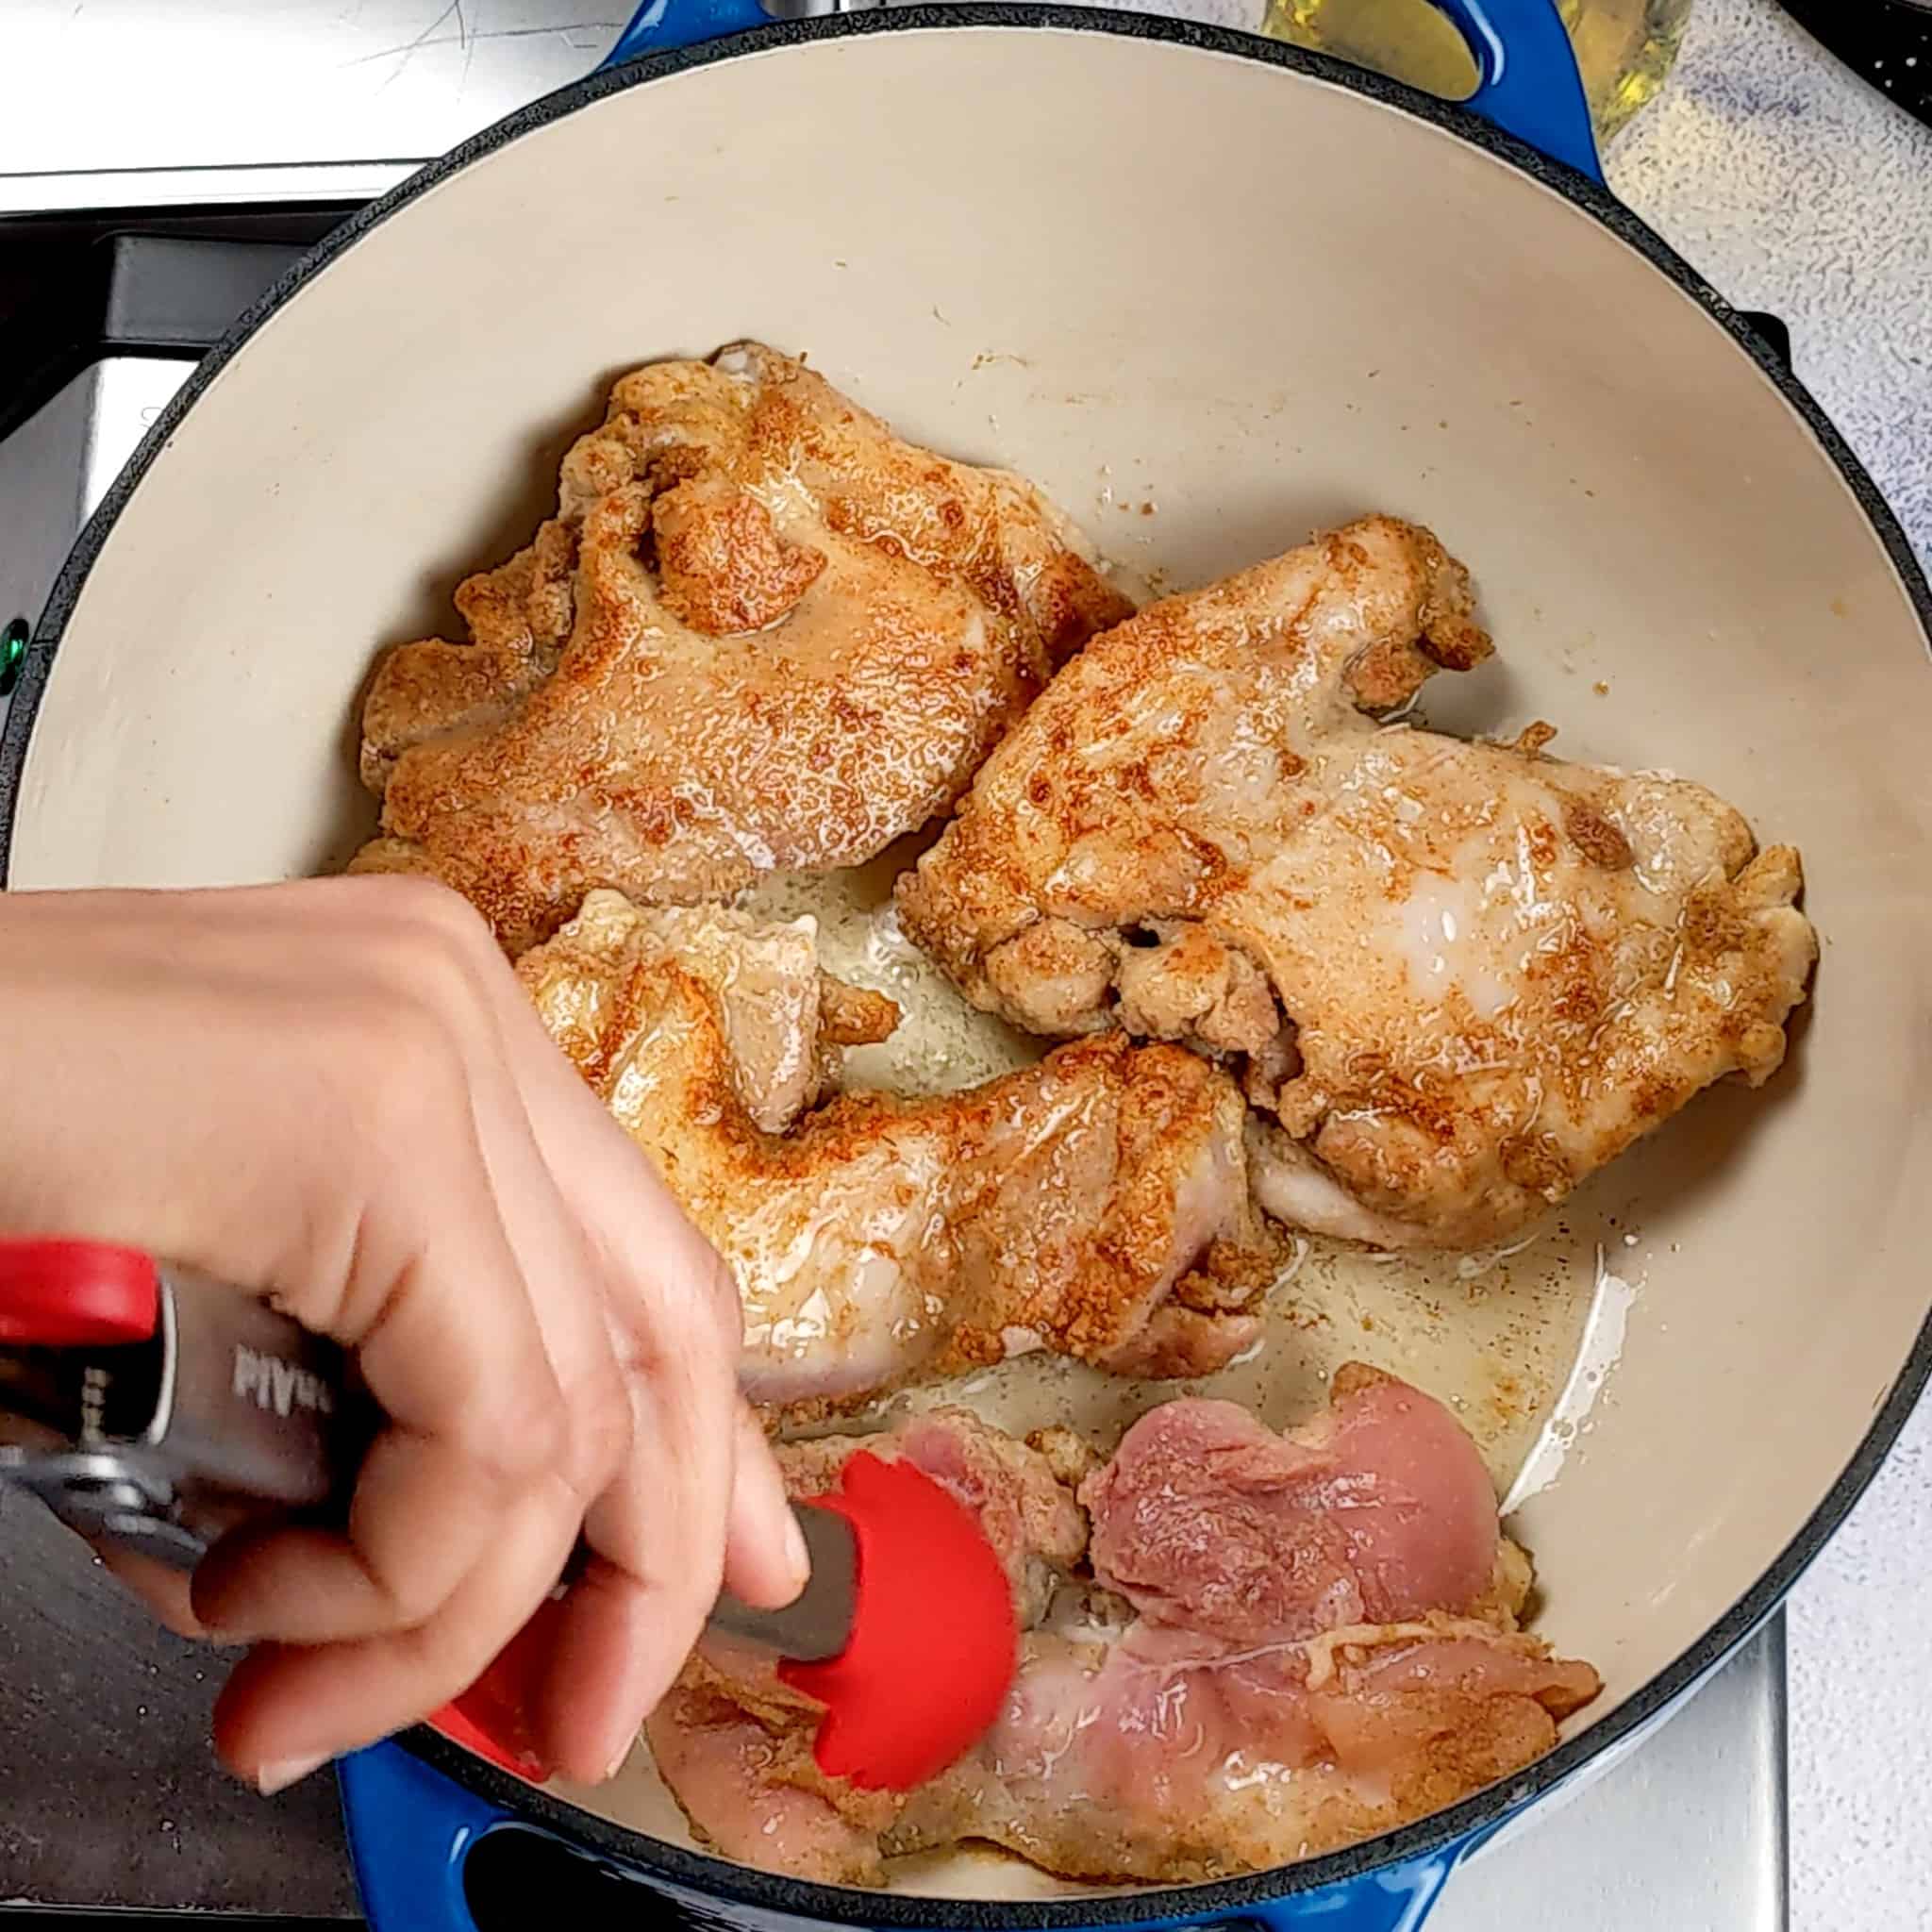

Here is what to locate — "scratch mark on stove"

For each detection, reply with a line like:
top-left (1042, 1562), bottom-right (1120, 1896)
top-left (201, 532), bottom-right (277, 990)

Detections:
top-left (359, 0), bottom-right (461, 89)
top-left (344, 16), bottom-right (625, 73)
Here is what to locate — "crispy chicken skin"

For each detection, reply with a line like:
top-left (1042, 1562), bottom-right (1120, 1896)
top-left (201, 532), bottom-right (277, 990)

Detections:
top-left (898, 516), bottom-right (1818, 1250)
top-left (516, 891), bottom-right (1275, 1409)
top-left (647, 1369), bottom-right (1600, 1888)
top-left (354, 344), bottom-right (1134, 952)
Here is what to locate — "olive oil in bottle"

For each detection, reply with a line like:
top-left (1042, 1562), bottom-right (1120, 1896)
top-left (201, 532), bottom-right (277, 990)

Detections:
top-left (1259, 0), bottom-right (1692, 143)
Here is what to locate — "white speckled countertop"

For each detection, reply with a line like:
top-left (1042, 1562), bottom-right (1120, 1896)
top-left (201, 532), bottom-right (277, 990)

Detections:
top-left (1, 4), bottom-right (1927, 1927)
top-left (1611, 0), bottom-right (1932, 575)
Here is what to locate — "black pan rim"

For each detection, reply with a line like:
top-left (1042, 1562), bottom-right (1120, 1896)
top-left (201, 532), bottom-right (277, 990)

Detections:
top-left (6, 7), bottom-right (1930, 1924)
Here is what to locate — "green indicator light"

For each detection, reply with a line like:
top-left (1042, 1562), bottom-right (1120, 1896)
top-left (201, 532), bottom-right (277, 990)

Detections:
top-left (0, 618), bottom-right (27, 699)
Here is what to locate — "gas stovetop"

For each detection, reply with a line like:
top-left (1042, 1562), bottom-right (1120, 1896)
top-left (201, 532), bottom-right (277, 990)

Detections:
top-left (2, 4), bottom-right (1927, 1928)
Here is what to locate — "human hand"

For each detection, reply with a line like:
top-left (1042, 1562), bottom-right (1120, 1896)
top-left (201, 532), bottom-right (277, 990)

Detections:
top-left (0, 875), bottom-right (805, 1791)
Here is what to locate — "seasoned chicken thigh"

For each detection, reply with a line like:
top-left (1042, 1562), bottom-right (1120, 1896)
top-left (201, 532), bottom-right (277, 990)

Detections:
top-left (517, 891), bottom-right (1274, 1408)
top-left (648, 1368), bottom-right (1600, 1888)
top-left (898, 517), bottom-right (1818, 1249)
top-left (354, 344), bottom-right (1133, 951)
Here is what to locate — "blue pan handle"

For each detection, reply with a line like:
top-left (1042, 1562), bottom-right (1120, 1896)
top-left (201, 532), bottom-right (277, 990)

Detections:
top-left (341, 1744), bottom-right (507, 1932)
top-left (1424, 0), bottom-right (1602, 180)
top-left (603, 0), bottom-right (1601, 183)
top-left (342, 1737), bottom-right (1489, 1930)
top-left (605, 0), bottom-right (774, 60)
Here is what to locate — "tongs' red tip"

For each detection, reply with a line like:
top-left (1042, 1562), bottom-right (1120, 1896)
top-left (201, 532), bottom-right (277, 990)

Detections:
top-left (429, 1595), bottom-right (563, 1784)
top-left (429, 1455), bottom-right (1018, 1798)
top-left (779, 1453), bottom-right (1018, 1793)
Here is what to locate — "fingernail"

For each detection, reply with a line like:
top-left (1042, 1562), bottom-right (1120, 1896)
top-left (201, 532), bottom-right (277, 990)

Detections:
top-left (602, 1737), bottom-right (636, 1783)
top-left (783, 1511), bottom-right (811, 1591)
top-left (257, 1752), bottom-right (330, 1796)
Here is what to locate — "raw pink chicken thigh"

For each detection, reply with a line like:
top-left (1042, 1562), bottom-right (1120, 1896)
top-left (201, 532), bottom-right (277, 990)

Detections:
top-left (648, 1368), bottom-right (1599, 1887)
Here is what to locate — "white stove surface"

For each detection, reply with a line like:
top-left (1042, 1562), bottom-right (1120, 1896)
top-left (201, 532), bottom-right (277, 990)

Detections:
top-left (3, 5), bottom-right (1929, 1930)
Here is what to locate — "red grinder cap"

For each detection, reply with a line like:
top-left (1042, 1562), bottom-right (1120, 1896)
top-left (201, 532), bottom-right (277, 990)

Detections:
top-left (0, 1240), bottom-right (161, 1347)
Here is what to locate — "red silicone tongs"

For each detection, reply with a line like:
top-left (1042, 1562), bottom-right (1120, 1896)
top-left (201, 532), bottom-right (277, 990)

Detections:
top-left (0, 1239), bottom-right (1018, 1794)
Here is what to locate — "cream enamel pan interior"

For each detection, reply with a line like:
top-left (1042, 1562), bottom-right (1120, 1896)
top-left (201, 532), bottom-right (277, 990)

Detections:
top-left (7, 10), bottom-right (1932, 1913)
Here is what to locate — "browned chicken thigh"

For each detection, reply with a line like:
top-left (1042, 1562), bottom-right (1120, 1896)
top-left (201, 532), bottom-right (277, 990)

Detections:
top-left (517, 891), bottom-right (1275, 1408)
top-left (898, 517), bottom-right (1817, 1250)
top-left (354, 344), bottom-right (1133, 951)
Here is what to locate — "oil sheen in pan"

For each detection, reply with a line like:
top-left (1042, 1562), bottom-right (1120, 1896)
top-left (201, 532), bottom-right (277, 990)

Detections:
top-left (740, 831), bottom-right (1607, 1496)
